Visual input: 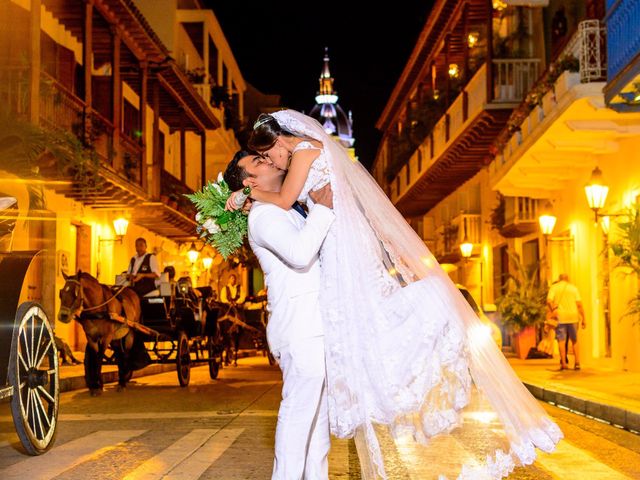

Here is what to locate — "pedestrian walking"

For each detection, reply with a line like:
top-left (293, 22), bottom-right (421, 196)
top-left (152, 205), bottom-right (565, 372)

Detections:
top-left (547, 274), bottom-right (586, 370)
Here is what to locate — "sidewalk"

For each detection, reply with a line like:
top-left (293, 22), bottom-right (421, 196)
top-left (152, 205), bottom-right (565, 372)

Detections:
top-left (509, 357), bottom-right (640, 432)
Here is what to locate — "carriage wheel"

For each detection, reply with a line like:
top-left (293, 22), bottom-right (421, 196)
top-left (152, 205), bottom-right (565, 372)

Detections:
top-left (207, 336), bottom-right (220, 380)
top-left (9, 302), bottom-right (59, 455)
top-left (176, 332), bottom-right (191, 387)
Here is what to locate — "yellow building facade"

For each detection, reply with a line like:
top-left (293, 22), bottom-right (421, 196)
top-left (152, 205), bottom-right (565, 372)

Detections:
top-left (0, 0), bottom-right (251, 351)
top-left (372, 1), bottom-right (640, 370)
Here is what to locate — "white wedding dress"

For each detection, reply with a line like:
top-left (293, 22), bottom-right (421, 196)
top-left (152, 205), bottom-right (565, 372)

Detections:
top-left (274, 110), bottom-right (562, 479)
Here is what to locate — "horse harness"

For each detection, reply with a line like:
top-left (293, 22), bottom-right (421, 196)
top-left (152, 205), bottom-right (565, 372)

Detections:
top-left (60, 278), bottom-right (130, 339)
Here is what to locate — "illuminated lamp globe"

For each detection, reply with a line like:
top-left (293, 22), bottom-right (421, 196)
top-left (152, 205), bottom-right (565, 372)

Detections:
top-left (187, 242), bottom-right (200, 264)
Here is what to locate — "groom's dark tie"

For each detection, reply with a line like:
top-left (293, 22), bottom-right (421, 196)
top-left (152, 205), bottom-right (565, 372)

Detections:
top-left (292, 202), bottom-right (307, 218)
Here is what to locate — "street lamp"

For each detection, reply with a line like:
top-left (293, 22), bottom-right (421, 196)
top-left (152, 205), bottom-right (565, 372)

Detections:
top-left (202, 256), bottom-right (213, 270)
top-left (460, 237), bottom-right (474, 258)
top-left (538, 201), bottom-right (557, 236)
top-left (187, 242), bottom-right (200, 264)
top-left (112, 217), bottom-right (129, 238)
top-left (585, 166), bottom-right (609, 222)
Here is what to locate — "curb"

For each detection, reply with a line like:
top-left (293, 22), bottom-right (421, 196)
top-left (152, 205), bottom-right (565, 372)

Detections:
top-left (523, 382), bottom-right (640, 432)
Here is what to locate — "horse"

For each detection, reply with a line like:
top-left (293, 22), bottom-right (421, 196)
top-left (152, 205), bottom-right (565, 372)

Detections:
top-left (58, 271), bottom-right (149, 395)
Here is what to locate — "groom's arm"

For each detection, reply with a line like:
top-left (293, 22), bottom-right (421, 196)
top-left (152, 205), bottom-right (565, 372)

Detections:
top-left (250, 205), bottom-right (334, 269)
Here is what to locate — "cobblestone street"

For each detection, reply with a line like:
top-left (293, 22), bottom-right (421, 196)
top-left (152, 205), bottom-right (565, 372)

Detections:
top-left (1, 356), bottom-right (640, 479)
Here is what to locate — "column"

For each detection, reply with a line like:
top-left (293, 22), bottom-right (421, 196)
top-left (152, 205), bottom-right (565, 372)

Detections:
top-left (139, 61), bottom-right (148, 191)
top-left (151, 81), bottom-right (161, 199)
top-left (486, 0), bottom-right (494, 102)
top-left (83, 0), bottom-right (93, 143)
top-left (29, 0), bottom-right (41, 123)
top-left (111, 26), bottom-right (122, 170)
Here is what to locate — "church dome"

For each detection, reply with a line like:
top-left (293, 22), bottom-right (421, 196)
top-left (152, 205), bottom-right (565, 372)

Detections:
top-left (308, 48), bottom-right (355, 149)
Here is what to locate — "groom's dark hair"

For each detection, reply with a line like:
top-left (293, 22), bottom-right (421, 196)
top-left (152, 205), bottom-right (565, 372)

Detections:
top-left (224, 150), bottom-right (251, 191)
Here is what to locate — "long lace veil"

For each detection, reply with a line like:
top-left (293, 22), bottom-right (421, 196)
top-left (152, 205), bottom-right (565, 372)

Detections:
top-left (272, 109), bottom-right (561, 479)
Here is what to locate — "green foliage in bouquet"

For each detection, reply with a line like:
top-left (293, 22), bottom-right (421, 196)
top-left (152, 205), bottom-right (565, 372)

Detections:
top-left (185, 176), bottom-right (248, 259)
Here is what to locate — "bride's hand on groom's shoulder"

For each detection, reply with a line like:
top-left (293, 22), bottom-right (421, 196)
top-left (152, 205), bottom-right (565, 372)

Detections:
top-left (309, 184), bottom-right (333, 209)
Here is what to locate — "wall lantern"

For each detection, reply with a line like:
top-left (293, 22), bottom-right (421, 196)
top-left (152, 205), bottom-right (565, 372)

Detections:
top-left (187, 242), bottom-right (200, 264)
top-left (448, 63), bottom-right (460, 79)
top-left (202, 256), bottom-right (213, 270)
top-left (467, 32), bottom-right (479, 48)
top-left (460, 237), bottom-right (474, 258)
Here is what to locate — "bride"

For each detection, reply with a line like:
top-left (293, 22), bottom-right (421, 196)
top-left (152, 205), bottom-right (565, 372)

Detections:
top-left (230, 109), bottom-right (561, 479)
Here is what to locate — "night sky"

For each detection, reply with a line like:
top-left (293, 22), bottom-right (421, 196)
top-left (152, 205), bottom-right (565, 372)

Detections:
top-left (209, 2), bottom-right (435, 168)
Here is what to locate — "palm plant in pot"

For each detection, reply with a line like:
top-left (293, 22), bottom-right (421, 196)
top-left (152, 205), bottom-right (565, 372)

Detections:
top-left (496, 252), bottom-right (547, 358)
top-left (609, 201), bottom-right (640, 324)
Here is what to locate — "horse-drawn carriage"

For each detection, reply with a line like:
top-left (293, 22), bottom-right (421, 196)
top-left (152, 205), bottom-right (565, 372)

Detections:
top-left (58, 269), bottom-right (224, 393)
top-left (1, 197), bottom-right (59, 455)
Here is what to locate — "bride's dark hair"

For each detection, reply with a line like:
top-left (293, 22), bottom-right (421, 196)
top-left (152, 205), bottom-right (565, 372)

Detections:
top-left (248, 113), bottom-right (296, 152)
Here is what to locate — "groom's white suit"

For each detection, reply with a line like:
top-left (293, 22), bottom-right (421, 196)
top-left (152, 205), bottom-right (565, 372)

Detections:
top-left (248, 200), bottom-right (335, 480)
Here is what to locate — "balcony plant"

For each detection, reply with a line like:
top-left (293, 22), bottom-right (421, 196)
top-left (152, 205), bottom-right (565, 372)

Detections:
top-left (186, 67), bottom-right (207, 84)
top-left (609, 201), bottom-right (640, 324)
top-left (490, 193), bottom-right (506, 231)
top-left (496, 252), bottom-right (547, 358)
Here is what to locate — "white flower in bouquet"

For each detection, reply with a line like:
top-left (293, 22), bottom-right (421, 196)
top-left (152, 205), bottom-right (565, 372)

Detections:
top-left (203, 218), bottom-right (220, 234)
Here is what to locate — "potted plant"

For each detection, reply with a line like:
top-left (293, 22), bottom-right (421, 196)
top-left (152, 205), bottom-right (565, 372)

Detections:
top-left (496, 252), bottom-right (547, 358)
top-left (610, 201), bottom-right (640, 323)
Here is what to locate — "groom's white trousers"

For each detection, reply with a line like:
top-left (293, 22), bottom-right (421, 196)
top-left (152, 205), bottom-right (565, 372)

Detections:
top-left (272, 335), bottom-right (330, 480)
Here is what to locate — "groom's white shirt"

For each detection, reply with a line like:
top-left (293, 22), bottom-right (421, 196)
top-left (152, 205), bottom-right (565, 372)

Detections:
top-left (248, 200), bottom-right (334, 354)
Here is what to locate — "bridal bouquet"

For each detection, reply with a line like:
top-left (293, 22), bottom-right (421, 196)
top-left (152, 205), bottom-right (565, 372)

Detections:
top-left (185, 173), bottom-right (249, 259)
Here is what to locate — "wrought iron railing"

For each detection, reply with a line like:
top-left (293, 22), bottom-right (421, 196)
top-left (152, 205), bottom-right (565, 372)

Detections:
top-left (561, 19), bottom-right (607, 83)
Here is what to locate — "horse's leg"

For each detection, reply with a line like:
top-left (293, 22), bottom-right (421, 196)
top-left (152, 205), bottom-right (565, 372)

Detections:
top-left (84, 342), bottom-right (104, 396)
top-left (233, 328), bottom-right (241, 367)
top-left (114, 338), bottom-right (128, 391)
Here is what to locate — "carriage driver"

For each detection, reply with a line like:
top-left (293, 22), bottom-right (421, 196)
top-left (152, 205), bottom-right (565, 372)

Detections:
top-left (127, 237), bottom-right (161, 297)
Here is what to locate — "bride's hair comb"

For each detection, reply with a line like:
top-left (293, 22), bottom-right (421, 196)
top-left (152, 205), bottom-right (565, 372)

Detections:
top-left (253, 115), bottom-right (273, 130)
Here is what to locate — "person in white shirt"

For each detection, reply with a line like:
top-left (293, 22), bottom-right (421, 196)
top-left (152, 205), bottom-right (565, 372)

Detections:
top-left (224, 150), bottom-right (335, 480)
top-left (127, 237), bottom-right (161, 297)
top-left (547, 274), bottom-right (586, 370)
top-left (220, 274), bottom-right (246, 305)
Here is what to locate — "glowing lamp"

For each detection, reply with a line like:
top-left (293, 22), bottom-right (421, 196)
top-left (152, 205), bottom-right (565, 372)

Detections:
top-left (187, 242), bottom-right (199, 264)
top-left (585, 166), bottom-right (609, 216)
top-left (460, 238), bottom-right (474, 258)
top-left (202, 256), bottom-right (213, 270)
top-left (493, 0), bottom-right (507, 10)
top-left (467, 32), bottom-right (479, 48)
top-left (112, 217), bottom-right (129, 237)
top-left (448, 63), bottom-right (460, 79)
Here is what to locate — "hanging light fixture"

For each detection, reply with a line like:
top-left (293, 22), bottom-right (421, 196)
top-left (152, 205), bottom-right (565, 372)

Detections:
top-left (460, 237), bottom-right (474, 258)
top-left (112, 217), bottom-right (129, 238)
top-left (584, 166), bottom-right (610, 221)
top-left (448, 63), bottom-right (460, 79)
top-left (202, 256), bottom-right (213, 270)
top-left (187, 242), bottom-right (200, 264)
top-left (538, 201), bottom-right (557, 236)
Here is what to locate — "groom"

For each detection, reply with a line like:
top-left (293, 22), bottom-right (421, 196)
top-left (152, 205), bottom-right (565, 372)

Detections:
top-left (224, 150), bottom-right (335, 479)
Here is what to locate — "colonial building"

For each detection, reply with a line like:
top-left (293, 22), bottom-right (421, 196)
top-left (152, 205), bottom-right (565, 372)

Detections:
top-left (309, 48), bottom-right (356, 159)
top-left (0, 0), bottom-right (251, 351)
top-left (373, 0), bottom-right (640, 371)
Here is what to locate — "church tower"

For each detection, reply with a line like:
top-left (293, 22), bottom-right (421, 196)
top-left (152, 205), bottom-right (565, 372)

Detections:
top-left (309, 48), bottom-right (356, 159)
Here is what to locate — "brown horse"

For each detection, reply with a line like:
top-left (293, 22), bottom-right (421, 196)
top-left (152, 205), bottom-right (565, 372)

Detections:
top-left (58, 271), bottom-right (149, 395)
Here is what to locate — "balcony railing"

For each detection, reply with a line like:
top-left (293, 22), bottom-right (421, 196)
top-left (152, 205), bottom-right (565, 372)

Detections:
top-left (492, 59), bottom-right (541, 103)
top-left (504, 196), bottom-right (538, 224)
top-left (120, 134), bottom-right (143, 187)
top-left (606, 0), bottom-right (640, 81)
top-left (562, 19), bottom-right (606, 83)
top-left (434, 213), bottom-right (481, 260)
top-left (40, 72), bottom-right (85, 134)
top-left (161, 169), bottom-right (196, 218)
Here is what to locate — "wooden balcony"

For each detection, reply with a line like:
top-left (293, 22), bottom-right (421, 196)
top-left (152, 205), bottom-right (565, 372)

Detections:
top-left (434, 213), bottom-right (481, 263)
top-left (131, 170), bottom-right (198, 240)
top-left (390, 61), bottom-right (532, 217)
top-left (499, 196), bottom-right (540, 238)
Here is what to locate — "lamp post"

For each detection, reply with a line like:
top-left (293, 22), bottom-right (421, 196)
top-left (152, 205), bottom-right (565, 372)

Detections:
top-left (460, 236), bottom-right (484, 309)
